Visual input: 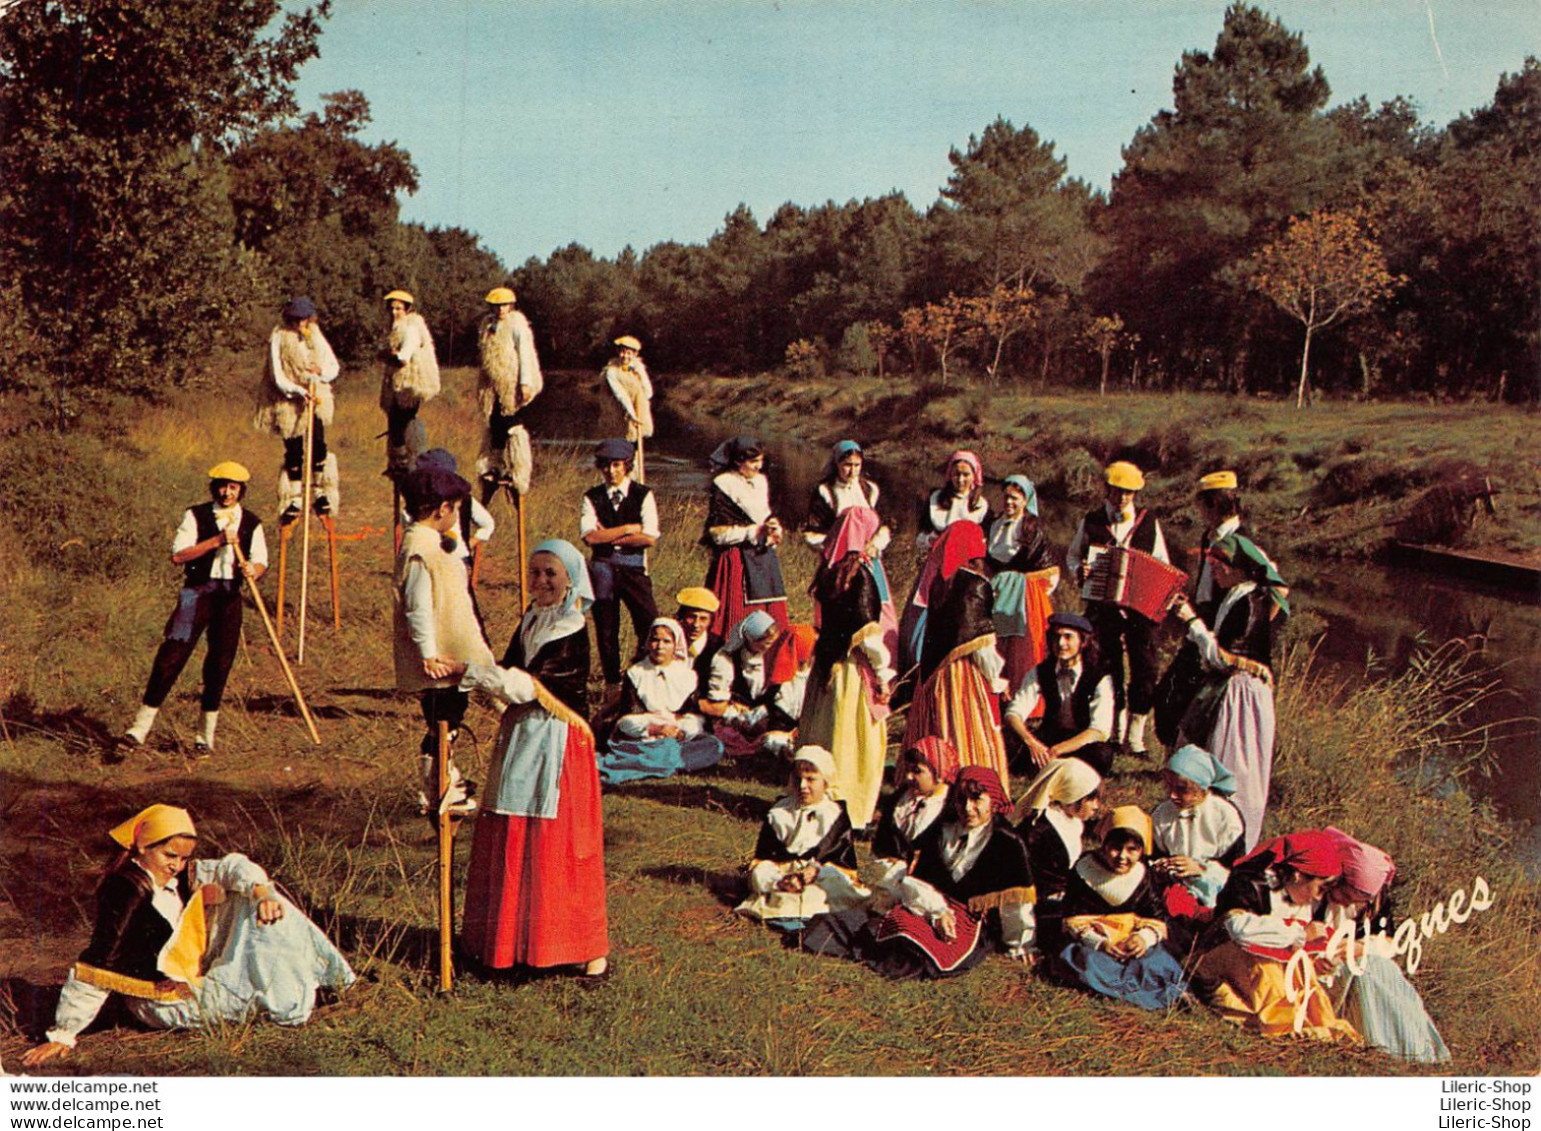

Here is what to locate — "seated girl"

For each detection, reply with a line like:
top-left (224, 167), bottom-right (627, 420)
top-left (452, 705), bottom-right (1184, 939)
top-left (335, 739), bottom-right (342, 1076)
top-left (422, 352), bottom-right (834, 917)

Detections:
top-left (735, 747), bottom-right (870, 930)
top-left (1055, 806), bottom-right (1188, 1011)
top-left (862, 767), bottom-right (1034, 979)
top-left (1012, 757), bottom-right (1103, 951)
top-left (1149, 744), bottom-right (1246, 921)
top-left (1190, 830), bottom-right (1360, 1043)
top-left (984, 474), bottom-right (1058, 695)
top-left (23, 804), bottom-right (354, 1065)
top-left (598, 617), bottom-right (725, 784)
top-left (869, 738), bottom-right (957, 903)
top-left (1320, 828), bottom-right (1450, 1063)
top-left (702, 611), bottom-right (783, 757)
top-left (757, 623), bottom-right (817, 757)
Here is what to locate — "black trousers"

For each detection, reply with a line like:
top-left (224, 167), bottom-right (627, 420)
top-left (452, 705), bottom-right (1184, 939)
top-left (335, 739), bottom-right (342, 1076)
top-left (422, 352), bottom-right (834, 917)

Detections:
top-left (591, 564), bottom-right (658, 684)
top-left (488, 408), bottom-right (517, 453)
top-left (386, 402), bottom-right (417, 448)
top-left (141, 582), bottom-right (243, 712)
top-left (418, 687), bottom-right (469, 755)
top-left (282, 423), bottom-right (328, 477)
top-left (1086, 602), bottom-right (1158, 716)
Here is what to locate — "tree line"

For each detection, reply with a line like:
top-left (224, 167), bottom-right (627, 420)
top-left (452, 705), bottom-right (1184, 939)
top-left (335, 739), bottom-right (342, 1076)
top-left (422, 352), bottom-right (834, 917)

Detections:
top-left (2, 1), bottom-right (1535, 433)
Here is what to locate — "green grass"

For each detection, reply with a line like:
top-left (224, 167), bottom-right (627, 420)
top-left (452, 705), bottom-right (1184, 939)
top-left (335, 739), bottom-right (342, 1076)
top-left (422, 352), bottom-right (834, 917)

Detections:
top-left (0, 365), bottom-right (1537, 1076)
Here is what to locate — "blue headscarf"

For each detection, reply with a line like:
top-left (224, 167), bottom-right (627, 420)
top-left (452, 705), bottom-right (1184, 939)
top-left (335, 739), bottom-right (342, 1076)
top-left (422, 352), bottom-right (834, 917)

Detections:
top-left (724, 609), bottom-right (777, 653)
top-left (1003, 474), bottom-right (1039, 517)
top-left (823, 439), bottom-right (863, 480)
top-left (1166, 744), bottom-right (1238, 796)
top-left (531, 538), bottom-right (594, 615)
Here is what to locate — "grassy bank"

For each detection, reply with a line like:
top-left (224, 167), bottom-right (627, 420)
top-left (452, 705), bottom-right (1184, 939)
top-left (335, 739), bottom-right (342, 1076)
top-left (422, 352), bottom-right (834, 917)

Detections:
top-left (1, 370), bottom-right (1536, 1076)
top-left (658, 372), bottom-right (1541, 565)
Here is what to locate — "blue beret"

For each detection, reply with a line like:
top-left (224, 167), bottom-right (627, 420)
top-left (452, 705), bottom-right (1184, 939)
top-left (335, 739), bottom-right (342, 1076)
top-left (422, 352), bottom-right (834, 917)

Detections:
top-left (1048, 612), bottom-right (1095, 636)
top-left (594, 438), bottom-right (636, 463)
top-left (282, 295), bottom-right (317, 321)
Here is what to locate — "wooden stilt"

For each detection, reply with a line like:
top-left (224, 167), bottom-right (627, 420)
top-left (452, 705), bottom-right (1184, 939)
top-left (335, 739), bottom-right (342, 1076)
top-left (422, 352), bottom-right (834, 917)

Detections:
top-left (297, 377), bottom-right (317, 665)
top-left (276, 521), bottom-right (294, 639)
top-left (435, 719), bottom-right (455, 993)
top-left (324, 515), bottom-right (341, 629)
top-left (513, 485), bottom-right (527, 611)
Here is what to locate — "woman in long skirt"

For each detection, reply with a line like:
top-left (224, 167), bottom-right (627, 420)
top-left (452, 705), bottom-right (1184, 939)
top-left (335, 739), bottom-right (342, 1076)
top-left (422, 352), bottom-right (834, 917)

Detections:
top-left (984, 474), bottom-right (1058, 696)
top-left (800, 507), bottom-right (895, 831)
top-left (702, 436), bottom-right (788, 637)
top-left (901, 522), bottom-right (1011, 797)
top-left (459, 539), bottom-right (610, 978)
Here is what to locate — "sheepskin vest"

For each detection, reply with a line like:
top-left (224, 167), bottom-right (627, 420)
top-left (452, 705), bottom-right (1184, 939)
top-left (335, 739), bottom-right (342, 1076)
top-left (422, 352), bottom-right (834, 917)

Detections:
top-left (394, 522), bottom-right (494, 693)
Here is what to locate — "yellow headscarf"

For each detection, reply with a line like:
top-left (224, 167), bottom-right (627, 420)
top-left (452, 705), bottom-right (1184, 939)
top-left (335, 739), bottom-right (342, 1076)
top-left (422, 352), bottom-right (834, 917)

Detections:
top-left (108, 805), bottom-right (197, 852)
top-left (1098, 805), bottom-right (1153, 855)
top-left (1013, 758), bottom-right (1102, 823)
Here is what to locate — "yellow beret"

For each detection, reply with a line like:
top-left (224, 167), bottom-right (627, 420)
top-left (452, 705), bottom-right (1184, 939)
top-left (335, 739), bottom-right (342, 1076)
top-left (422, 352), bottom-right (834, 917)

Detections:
top-left (614, 335), bottom-right (642, 351)
top-left (675, 586), bottom-right (720, 613)
top-left (1198, 470), bottom-right (1238, 491)
top-left (384, 289), bottom-right (414, 305)
top-left (207, 461), bottom-right (251, 483)
top-left (1105, 461), bottom-right (1146, 491)
top-left (109, 804), bottom-right (197, 851)
top-left (485, 287), bottom-right (516, 305)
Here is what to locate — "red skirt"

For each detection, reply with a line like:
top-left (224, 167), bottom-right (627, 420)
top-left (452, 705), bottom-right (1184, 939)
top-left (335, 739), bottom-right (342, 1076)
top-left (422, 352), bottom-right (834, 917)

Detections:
top-left (706, 545), bottom-right (788, 638)
top-left (460, 724), bottom-right (610, 969)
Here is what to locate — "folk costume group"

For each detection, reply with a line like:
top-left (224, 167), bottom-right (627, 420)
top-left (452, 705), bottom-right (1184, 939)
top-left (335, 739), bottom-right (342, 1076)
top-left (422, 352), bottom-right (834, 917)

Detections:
top-left (28, 291), bottom-right (1447, 1068)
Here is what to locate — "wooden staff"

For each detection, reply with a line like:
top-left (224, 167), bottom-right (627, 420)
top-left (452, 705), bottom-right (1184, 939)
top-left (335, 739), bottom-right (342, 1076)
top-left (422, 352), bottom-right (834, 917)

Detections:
top-left (276, 522), bottom-right (291, 639)
top-left (513, 485), bottom-right (527, 610)
top-left (470, 540), bottom-right (483, 593)
top-left (297, 376), bottom-right (317, 665)
top-left (635, 432), bottom-right (646, 485)
top-left (435, 719), bottom-right (454, 993)
top-left (392, 481), bottom-right (403, 556)
top-left (233, 541), bottom-right (321, 746)
top-left (323, 515), bottom-right (341, 629)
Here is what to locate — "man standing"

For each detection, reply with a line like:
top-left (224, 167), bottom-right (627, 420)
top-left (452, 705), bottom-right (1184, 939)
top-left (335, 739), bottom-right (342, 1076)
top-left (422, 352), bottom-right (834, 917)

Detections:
top-left (379, 289), bottom-right (440, 480)
top-left (476, 286), bottom-right (543, 499)
top-left (120, 462), bottom-right (268, 756)
top-left (1065, 460), bottom-right (1170, 754)
top-left (601, 335), bottom-right (654, 480)
top-left (581, 438), bottom-right (660, 689)
top-left (254, 296), bottom-right (341, 523)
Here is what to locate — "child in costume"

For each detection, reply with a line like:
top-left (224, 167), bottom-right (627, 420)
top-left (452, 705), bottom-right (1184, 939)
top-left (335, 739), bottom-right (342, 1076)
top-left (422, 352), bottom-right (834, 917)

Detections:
top-left (253, 296), bottom-right (340, 523)
top-left (120, 462), bottom-right (267, 756)
top-left (598, 618), bottom-right (724, 783)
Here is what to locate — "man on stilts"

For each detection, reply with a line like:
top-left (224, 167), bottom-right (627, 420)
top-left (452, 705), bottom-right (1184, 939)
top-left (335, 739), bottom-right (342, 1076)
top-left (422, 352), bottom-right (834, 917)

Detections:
top-left (601, 335), bottom-right (653, 482)
top-left (380, 289), bottom-right (440, 481)
top-left (475, 287), bottom-right (542, 503)
top-left (255, 296), bottom-right (341, 525)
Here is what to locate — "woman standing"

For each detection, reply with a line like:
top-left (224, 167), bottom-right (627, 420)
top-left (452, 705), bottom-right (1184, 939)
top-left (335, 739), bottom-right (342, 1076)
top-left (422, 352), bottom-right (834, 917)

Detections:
top-left (800, 507), bottom-right (895, 831)
top-left (914, 449), bottom-right (990, 553)
top-left (702, 437), bottom-right (788, 638)
top-left (458, 539), bottom-right (609, 980)
top-left (803, 441), bottom-right (897, 657)
top-left (22, 804), bottom-right (353, 1064)
top-left (984, 474), bottom-right (1058, 695)
top-left (901, 522), bottom-right (1011, 796)
top-left (1171, 534), bottom-right (1288, 851)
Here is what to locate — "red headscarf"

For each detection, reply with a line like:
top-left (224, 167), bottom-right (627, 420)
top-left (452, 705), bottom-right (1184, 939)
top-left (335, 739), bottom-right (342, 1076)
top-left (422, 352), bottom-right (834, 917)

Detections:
top-left (1324, 827), bottom-right (1396, 897)
top-left (901, 736), bottom-right (960, 784)
top-left (912, 520), bottom-right (987, 610)
top-left (952, 766), bottom-right (1011, 817)
top-left (765, 623), bottom-right (816, 685)
top-left (1241, 829), bottom-right (1344, 879)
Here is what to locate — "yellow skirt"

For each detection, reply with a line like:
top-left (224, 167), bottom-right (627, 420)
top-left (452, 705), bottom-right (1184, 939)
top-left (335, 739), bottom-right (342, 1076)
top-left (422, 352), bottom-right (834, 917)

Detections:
top-left (1192, 940), bottom-right (1361, 1043)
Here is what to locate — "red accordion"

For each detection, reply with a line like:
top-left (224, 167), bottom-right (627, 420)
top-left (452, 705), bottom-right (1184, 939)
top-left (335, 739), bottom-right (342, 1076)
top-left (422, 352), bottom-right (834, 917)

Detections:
top-left (1080, 546), bottom-right (1188, 622)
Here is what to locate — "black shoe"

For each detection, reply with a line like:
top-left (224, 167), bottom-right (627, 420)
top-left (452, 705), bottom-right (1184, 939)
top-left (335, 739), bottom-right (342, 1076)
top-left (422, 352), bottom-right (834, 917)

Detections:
top-left (313, 496), bottom-right (331, 517)
top-left (280, 504), bottom-right (301, 526)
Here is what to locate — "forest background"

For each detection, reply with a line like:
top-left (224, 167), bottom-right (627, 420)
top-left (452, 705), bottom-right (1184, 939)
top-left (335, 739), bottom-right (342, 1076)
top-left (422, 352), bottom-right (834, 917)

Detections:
top-left (0, 0), bottom-right (1537, 424)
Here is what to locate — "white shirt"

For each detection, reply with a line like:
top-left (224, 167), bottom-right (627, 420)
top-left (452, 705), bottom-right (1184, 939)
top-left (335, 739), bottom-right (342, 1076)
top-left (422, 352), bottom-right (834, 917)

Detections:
top-left (1151, 794), bottom-right (1245, 902)
top-left (748, 797), bottom-right (849, 895)
top-left (896, 822), bottom-right (1035, 953)
top-left (1185, 581), bottom-right (1259, 669)
top-left (1004, 659), bottom-right (1115, 739)
top-left (1223, 884), bottom-right (1321, 950)
top-left (579, 478), bottom-right (661, 541)
top-left (709, 472), bottom-right (773, 545)
top-left (172, 506), bottom-right (269, 580)
top-left (803, 480), bottom-right (892, 554)
top-left (916, 489), bottom-right (989, 549)
top-left (1066, 502), bottom-right (1170, 586)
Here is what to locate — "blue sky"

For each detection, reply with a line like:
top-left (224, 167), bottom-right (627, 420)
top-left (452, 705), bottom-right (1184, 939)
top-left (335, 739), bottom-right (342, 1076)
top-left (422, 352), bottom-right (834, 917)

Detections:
top-left (293, 1), bottom-right (1539, 267)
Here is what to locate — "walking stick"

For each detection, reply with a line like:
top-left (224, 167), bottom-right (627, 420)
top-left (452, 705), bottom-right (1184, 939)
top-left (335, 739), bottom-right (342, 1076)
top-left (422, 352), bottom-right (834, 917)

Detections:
top-left (297, 376), bottom-right (317, 665)
top-left (233, 541), bottom-right (321, 746)
top-left (392, 481), bottom-right (403, 555)
top-left (435, 719), bottom-right (455, 993)
top-left (635, 432), bottom-right (646, 485)
top-left (470, 540), bottom-right (483, 593)
top-left (323, 515), bottom-right (341, 629)
top-left (276, 521), bottom-right (293, 639)
top-left (512, 485), bottom-right (527, 611)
